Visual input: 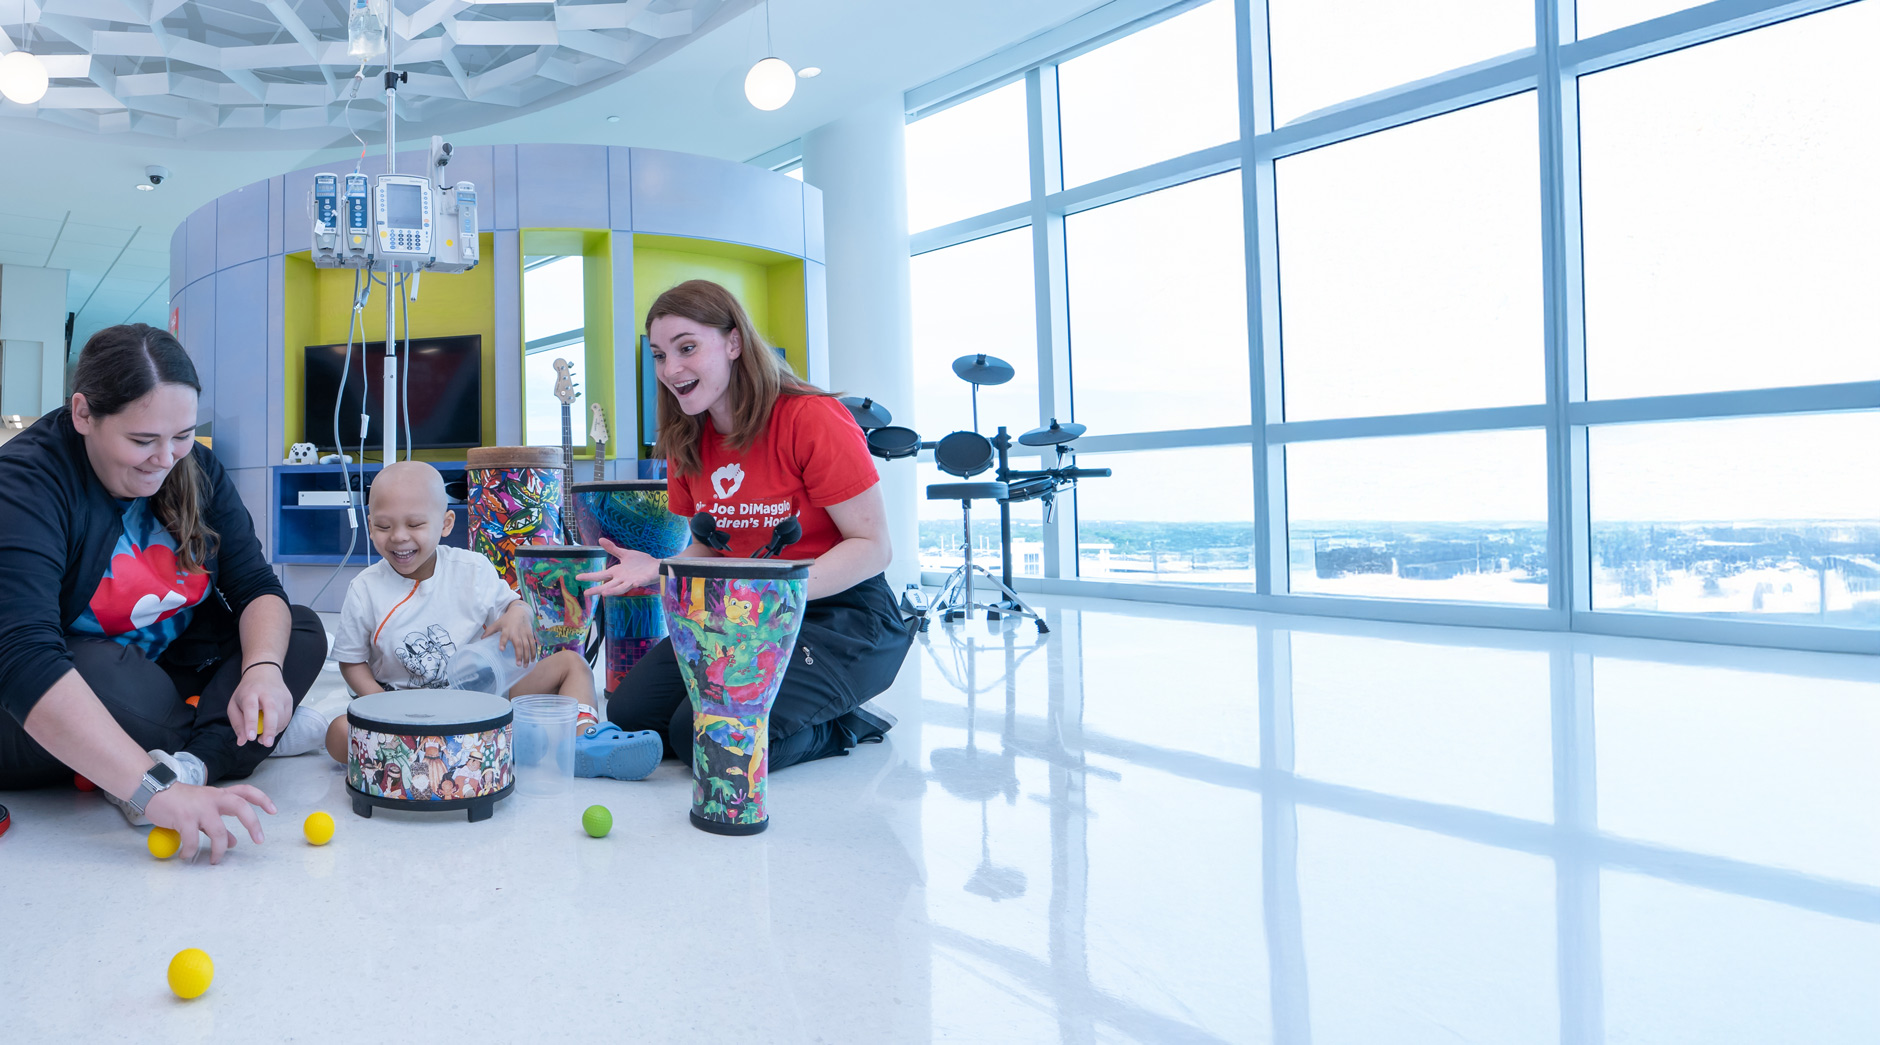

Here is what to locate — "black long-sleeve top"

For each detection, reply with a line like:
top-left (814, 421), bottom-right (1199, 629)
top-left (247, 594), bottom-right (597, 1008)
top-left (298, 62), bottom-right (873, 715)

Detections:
top-left (0, 407), bottom-right (285, 725)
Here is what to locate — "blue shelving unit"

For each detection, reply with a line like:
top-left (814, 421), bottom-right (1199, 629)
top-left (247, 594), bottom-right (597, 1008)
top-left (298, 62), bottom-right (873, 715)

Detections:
top-left (270, 462), bottom-right (471, 565)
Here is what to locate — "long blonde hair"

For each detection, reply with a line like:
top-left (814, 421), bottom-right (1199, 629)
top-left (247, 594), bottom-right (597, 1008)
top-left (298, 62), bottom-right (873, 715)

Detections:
top-left (647, 279), bottom-right (827, 477)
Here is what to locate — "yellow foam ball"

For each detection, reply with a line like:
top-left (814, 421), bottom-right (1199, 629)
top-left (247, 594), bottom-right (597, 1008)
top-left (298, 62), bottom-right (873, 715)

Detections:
top-left (147, 827), bottom-right (181, 860)
top-left (303, 811), bottom-right (334, 846)
top-left (167, 948), bottom-right (214, 1000)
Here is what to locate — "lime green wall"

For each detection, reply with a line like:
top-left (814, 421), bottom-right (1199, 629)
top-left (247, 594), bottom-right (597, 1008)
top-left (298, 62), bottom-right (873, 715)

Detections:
top-left (630, 234), bottom-right (808, 376)
top-left (281, 235), bottom-right (498, 462)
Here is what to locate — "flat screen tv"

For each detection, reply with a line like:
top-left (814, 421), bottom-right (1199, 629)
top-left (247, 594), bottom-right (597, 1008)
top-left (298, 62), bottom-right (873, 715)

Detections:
top-left (305, 335), bottom-right (482, 453)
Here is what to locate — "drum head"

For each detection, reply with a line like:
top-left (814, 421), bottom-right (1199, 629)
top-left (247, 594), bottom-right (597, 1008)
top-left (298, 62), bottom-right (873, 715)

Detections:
top-left (661, 557), bottom-right (812, 581)
top-left (935, 431), bottom-right (994, 478)
top-left (349, 690), bottom-right (513, 734)
top-left (1001, 476), bottom-right (1056, 504)
top-left (513, 544), bottom-right (607, 559)
top-left (571, 480), bottom-right (667, 494)
top-left (866, 426), bottom-right (921, 461)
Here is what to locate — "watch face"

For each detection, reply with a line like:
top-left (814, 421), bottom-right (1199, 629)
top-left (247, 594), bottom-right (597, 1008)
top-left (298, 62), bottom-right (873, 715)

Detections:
top-left (147, 762), bottom-right (178, 788)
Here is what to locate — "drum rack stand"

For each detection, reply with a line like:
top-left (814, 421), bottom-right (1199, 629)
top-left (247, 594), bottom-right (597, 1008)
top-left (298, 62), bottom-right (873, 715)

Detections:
top-left (929, 427), bottom-right (1049, 634)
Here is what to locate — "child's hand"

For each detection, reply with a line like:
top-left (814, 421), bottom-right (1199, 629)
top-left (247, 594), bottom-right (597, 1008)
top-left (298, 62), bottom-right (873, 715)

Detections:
top-left (486, 603), bottom-right (539, 665)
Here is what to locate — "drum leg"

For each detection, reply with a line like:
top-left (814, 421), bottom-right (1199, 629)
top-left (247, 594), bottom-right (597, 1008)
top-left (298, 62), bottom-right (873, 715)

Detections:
top-left (466, 795), bottom-right (495, 822)
top-left (351, 792), bottom-right (374, 819)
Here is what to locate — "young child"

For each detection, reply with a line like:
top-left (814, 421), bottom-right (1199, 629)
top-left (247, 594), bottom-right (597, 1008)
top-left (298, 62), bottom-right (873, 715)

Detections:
top-left (323, 461), bottom-right (597, 762)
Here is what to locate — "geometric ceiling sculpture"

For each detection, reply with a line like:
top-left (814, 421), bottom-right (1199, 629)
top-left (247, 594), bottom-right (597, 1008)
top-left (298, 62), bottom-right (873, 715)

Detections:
top-left (0, 0), bottom-right (755, 145)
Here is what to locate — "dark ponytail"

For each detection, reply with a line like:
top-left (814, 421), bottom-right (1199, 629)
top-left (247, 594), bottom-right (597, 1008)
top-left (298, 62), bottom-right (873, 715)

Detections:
top-left (72, 324), bottom-right (217, 573)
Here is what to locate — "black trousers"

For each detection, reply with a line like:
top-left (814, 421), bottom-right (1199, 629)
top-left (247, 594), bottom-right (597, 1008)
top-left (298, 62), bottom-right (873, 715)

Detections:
top-left (0, 604), bottom-right (328, 788)
top-left (607, 573), bottom-right (916, 772)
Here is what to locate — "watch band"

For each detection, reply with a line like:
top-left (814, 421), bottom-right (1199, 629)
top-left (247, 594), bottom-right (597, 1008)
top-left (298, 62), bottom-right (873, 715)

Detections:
top-left (128, 761), bottom-right (178, 817)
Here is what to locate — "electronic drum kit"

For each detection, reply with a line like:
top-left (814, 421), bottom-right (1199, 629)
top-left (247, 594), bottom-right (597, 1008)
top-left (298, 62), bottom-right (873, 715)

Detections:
top-left (840, 353), bottom-right (1110, 632)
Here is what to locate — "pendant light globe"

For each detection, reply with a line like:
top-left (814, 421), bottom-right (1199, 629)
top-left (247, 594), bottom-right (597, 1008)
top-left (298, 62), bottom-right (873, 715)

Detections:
top-left (0, 50), bottom-right (49, 105)
top-left (744, 56), bottom-right (795, 111)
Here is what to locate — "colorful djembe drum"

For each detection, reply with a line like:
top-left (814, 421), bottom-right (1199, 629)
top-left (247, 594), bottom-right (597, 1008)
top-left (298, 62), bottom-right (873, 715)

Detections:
top-left (661, 558), bottom-right (811, 835)
top-left (466, 446), bottom-right (565, 591)
top-left (514, 545), bottom-right (607, 655)
top-left (571, 480), bottom-right (691, 700)
top-left (346, 690), bottom-right (515, 822)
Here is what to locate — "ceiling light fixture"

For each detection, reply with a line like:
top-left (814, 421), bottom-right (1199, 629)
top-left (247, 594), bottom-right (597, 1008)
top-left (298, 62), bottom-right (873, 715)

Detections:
top-left (135, 183), bottom-right (155, 191)
top-left (606, 114), bottom-right (620, 123)
top-left (743, 1), bottom-right (794, 111)
top-left (796, 67), bottom-right (820, 79)
top-left (0, 17), bottom-right (49, 106)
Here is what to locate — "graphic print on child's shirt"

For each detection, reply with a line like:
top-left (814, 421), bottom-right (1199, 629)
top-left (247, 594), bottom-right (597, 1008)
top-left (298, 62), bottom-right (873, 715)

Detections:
top-left (394, 624), bottom-right (457, 688)
top-left (69, 498), bottom-right (212, 659)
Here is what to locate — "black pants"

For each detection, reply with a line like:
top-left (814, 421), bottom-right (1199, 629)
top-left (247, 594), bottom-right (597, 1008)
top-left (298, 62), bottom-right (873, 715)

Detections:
top-left (0, 604), bottom-right (328, 788)
top-left (608, 573), bottom-right (916, 772)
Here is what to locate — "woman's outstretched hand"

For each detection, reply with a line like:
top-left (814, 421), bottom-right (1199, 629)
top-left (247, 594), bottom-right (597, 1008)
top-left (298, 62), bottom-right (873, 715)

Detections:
top-left (144, 782), bottom-right (276, 864)
top-left (577, 538), bottom-right (661, 597)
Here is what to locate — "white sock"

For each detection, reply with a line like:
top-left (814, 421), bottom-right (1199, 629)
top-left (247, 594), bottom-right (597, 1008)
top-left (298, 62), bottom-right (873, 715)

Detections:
top-left (270, 704), bottom-right (330, 758)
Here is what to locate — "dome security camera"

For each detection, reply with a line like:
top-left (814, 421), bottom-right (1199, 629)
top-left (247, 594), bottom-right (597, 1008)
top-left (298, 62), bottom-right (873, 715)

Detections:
top-left (145, 165), bottom-right (170, 186)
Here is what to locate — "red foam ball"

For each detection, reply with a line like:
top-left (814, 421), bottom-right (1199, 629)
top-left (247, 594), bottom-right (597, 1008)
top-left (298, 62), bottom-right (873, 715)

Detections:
top-left (73, 774), bottom-right (96, 792)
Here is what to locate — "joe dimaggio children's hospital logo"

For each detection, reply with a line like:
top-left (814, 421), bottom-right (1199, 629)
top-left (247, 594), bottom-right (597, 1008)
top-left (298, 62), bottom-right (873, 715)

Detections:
top-left (697, 461), bottom-right (792, 531)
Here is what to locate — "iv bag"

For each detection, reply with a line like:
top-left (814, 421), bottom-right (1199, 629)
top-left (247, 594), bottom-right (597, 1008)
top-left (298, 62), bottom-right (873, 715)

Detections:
top-left (348, 0), bottom-right (387, 60)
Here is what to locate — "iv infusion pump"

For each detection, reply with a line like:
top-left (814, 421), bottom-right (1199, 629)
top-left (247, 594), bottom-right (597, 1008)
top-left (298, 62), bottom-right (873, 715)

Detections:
top-left (374, 173), bottom-right (433, 273)
top-left (309, 158), bottom-right (476, 273)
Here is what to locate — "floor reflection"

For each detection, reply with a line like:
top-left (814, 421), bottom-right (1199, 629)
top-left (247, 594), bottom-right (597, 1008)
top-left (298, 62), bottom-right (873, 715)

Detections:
top-left (910, 600), bottom-right (1880, 1044)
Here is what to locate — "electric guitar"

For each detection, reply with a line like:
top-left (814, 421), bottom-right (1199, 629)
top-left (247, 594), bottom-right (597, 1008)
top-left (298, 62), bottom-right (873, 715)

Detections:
top-left (552, 358), bottom-right (579, 544)
top-left (590, 403), bottom-right (609, 482)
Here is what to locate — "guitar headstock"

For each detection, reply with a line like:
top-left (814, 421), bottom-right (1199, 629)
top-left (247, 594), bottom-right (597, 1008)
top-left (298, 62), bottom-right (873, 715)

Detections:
top-left (589, 403), bottom-right (609, 445)
top-left (552, 358), bottom-right (579, 406)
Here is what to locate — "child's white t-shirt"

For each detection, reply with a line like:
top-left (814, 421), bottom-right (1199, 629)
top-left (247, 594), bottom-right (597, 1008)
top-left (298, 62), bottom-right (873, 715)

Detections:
top-left (331, 545), bottom-right (521, 690)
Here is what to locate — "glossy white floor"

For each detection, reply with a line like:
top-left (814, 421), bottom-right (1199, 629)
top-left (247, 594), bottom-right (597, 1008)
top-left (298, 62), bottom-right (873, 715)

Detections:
top-left (4, 593), bottom-right (1877, 1043)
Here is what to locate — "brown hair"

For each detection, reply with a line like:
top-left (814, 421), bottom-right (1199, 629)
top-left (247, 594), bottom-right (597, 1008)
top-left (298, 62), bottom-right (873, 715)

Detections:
top-left (71, 324), bottom-right (218, 573)
top-left (647, 279), bottom-right (828, 477)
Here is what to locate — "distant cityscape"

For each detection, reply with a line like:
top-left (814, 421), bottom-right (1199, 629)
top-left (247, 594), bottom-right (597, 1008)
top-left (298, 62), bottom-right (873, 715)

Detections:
top-left (919, 518), bottom-right (1880, 622)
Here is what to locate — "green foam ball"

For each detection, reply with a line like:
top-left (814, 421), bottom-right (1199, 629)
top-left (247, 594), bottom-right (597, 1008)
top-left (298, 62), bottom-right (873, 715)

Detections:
top-left (582, 804), bottom-right (613, 838)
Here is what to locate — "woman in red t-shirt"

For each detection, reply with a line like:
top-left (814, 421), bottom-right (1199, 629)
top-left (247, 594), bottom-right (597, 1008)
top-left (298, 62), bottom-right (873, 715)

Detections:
top-left (581, 280), bottom-right (916, 771)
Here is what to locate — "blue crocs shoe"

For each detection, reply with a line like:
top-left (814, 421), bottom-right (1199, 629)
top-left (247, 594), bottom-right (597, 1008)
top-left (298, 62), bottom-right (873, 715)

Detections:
top-left (575, 723), bottom-right (663, 781)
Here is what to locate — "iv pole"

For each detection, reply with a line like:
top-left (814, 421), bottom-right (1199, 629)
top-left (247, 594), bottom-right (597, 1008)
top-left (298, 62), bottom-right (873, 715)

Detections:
top-left (380, 22), bottom-right (405, 464)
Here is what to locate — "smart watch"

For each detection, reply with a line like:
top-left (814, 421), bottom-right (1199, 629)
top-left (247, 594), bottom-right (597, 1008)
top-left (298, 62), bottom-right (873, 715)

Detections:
top-left (127, 761), bottom-right (179, 817)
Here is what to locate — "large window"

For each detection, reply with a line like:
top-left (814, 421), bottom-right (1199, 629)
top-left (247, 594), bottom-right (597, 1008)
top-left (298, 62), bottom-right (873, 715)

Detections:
top-left (1072, 445), bottom-right (1255, 589)
top-left (1579, 2), bottom-right (1880, 400)
top-left (1285, 430), bottom-right (1549, 605)
top-left (1589, 413), bottom-right (1880, 624)
top-left (1275, 95), bottom-right (1542, 421)
top-left (1065, 171), bottom-right (1249, 434)
top-left (1266, 0), bottom-right (1532, 125)
top-left (899, 0), bottom-right (1878, 647)
top-left (522, 255), bottom-right (585, 448)
top-left (1056, 0), bottom-right (1240, 187)
top-left (905, 81), bottom-right (1030, 233)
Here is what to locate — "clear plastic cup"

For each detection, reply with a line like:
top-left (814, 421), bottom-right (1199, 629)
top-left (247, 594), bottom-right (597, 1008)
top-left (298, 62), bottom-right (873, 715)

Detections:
top-left (510, 694), bottom-right (577, 798)
top-left (445, 633), bottom-right (535, 696)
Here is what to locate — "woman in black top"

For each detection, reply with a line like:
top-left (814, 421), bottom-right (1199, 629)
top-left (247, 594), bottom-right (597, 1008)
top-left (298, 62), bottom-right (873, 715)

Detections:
top-left (0, 325), bottom-right (326, 863)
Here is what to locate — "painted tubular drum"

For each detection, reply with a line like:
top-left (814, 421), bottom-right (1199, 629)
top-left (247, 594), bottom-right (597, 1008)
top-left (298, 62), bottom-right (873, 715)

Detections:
top-left (571, 480), bottom-right (691, 698)
top-left (514, 545), bottom-right (607, 655)
top-left (660, 557), bottom-right (811, 836)
top-left (345, 690), bottom-right (515, 822)
top-left (466, 446), bottom-right (566, 591)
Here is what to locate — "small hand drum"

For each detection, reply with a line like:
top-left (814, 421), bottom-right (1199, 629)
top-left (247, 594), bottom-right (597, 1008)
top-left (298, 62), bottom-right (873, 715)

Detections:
top-left (346, 690), bottom-right (515, 822)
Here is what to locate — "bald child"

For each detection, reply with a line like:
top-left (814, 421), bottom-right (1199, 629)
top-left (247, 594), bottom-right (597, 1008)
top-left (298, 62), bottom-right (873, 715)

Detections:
top-left (323, 461), bottom-right (596, 762)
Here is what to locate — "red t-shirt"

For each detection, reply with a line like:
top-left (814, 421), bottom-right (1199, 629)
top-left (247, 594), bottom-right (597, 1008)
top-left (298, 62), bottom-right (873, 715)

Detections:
top-left (668, 394), bottom-right (877, 560)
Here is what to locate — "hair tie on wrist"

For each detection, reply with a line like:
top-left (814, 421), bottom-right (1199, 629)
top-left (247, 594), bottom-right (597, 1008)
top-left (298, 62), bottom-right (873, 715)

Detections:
top-left (242, 660), bottom-right (283, 675)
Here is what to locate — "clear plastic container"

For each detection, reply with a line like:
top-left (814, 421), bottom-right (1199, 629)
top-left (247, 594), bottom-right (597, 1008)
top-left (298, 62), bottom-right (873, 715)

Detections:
top-left (510, 694), bottom-right (577, 798)
top-left (444, 633), bottom-right (535, 696)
